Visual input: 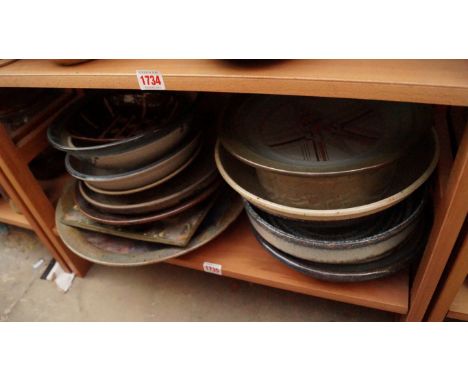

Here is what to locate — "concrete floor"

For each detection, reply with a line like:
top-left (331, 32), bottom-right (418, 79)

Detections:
top-left (0, 224), bottom-right (396, 321)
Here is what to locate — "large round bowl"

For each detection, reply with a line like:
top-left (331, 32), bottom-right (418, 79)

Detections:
top-left (219, 95), bottom-right (432, 209)
top-left (48, 92), bottom-right (196, 170)
top-left (215, 128), bottom-right (438, 221)
top-left (66, 130), bottom-right (201, 191)
top-left (56, 187), bottom-right (243, 266)
top-left (244, 187), bottom-right (426, 264)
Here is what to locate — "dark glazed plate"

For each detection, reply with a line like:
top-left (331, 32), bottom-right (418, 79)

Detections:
top-left (48, 92), bottom-right (197, 170)
top-left (219, 94), bottom-right (430, 174)
top-left (74, 179), bottom-right (221, 226)
top-left (244, 188), bottom-right (426, 264)
top-left (66, 130), bottom-right (201, 191)
top-left (252, 217), bottom-right (429, 282)
top-left (55, 187), bottom-right (243, 266)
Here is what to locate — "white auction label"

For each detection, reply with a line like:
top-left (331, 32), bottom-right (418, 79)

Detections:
top-left (136, 70), bottom-right (166, 90)
top-left (203, 262), bottom-right (222, 276)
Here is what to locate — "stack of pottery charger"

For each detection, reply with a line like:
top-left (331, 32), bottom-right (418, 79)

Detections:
top-left (48, 91), bottom-right (243, 266)
top-left (216, 95), bottom-right (439, 282)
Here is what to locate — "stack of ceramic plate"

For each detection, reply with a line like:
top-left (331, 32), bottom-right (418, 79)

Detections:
top-left (216, 94), bottom-right (439, 282)
top-left (49, 92), bottom-right (243, 266)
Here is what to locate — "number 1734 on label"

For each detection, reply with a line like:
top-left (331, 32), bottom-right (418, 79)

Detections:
top-left (136, 70), bottom-right (166, 90)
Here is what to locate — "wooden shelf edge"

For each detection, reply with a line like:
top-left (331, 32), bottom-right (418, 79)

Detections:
top-left (0, 199), bottom-right (31, 229)
top-left (166, 215), bottom-right (409, 315)
top-left (1, 60), bottom-right (468, 106)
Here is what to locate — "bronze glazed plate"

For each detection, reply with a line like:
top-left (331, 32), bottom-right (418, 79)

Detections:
top-left (78, 146), bottom-right (218, 214)
top-left (252, 217), bottom-right (429, 282)
top-left (219, 95), bottom-right (432, 209)
top-left (65, 130), bottom-right (201, 191)
top-left (55, 187), bottom-right (243, 266)
top-left (48, 92), bottom-right (196, 170)
top-left (244, 187), bottom-right (426, 264)
top-left (60, 190), bottom-right (216, 247)
top-left (215, 128), bottom-right (438, 221)
top-left (74, 179), bottom-right (221, 226)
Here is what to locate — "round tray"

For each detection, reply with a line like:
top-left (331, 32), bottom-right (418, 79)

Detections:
top-left (253, 219), bottom-right (428, 282)
top-left (56, 187), bottom-right (243, 266)
top-left (48, 92), bottom-right (196, 170)
top-left (66, 130), bottom-right (201, 191)
top-left (244, 187), bottom-right (426, 264)
top-left (215, 128), bottom-right (438, 221)
top-left (74, 179), bottom-right (221, 226)
top-left (78, 147), bottom-right (218, 214)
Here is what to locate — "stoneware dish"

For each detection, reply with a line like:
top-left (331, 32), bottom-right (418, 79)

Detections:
top-left (66, 130), bottom-right (201, 191)
top-left (244, 187), bottom-right (426, 264)
top-left (84, 145), bottom-right (200, 195)
top-left (74, 179), bottom-right (221, 226)
top-left (55, 187), bottom-right (243, 266)
top-left (215, 128), bottom-right (438, 221)
top-left (219, 95), bottom-right (432, 209)
top-left (78, 147), bottom-right (218, 214)
top-left (252, 218), bottom-right (429, 282)
top-left (48, 92), bottom-right (196, 170)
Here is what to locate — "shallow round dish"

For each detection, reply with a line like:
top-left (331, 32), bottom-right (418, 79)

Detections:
top-left (48, 93), bottom-right (195, 170)
top-left (219, 95), bottom-right (431, 209)
top-left (75, 179), bottom-right (221, 225)
top-left (215, 128), bottom-right (438, 221)
top-left (84, 144), bottom-right (200, 195)
top-left (244, 188), bottom-right (426, 264)
top-left (66, 130), bottom-right (201, 191)
top-left (56, 187), bottom-right (243, 266)
top-left (78, 147), bottom-right (218, 214)
top-left (253, 221), bottom-right (428, 282)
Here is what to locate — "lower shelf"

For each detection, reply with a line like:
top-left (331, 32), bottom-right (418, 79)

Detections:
top-left (0, 198), bottom-right (31, 229)
top-left (447, 278), bottom-right (468, 321)
top-left (167, 214), bottom-right (409, 314)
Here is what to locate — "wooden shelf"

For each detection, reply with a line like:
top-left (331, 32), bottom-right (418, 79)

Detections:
top-left (1, 60), bottom-right (468, 106)
top-left (167, 214), bottom-right (409, 314)
top-left (0, 198), bottom-right (31, 229)
top-left (447, 278), bottom-right (468, 321)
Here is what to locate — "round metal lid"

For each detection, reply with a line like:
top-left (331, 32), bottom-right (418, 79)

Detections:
top-left (219, 95), bottom-right (431, 175)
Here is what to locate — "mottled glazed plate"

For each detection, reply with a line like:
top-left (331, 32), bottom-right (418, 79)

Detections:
top-left (244, 187), bottom-right (426, 264)
top-left (78, 146), bottom-right (218, 214)
top-left (215, 128), bottom-right (438, 221)
top-left (253, 219), bottom-right (429, 282)
top-left (55, 187), bottom-right (243, 266)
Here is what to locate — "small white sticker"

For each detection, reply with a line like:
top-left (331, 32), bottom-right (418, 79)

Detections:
top-left (136, 70), bottom-right (166, 90)
top-left (203, 262), bottom-right (222, 276)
